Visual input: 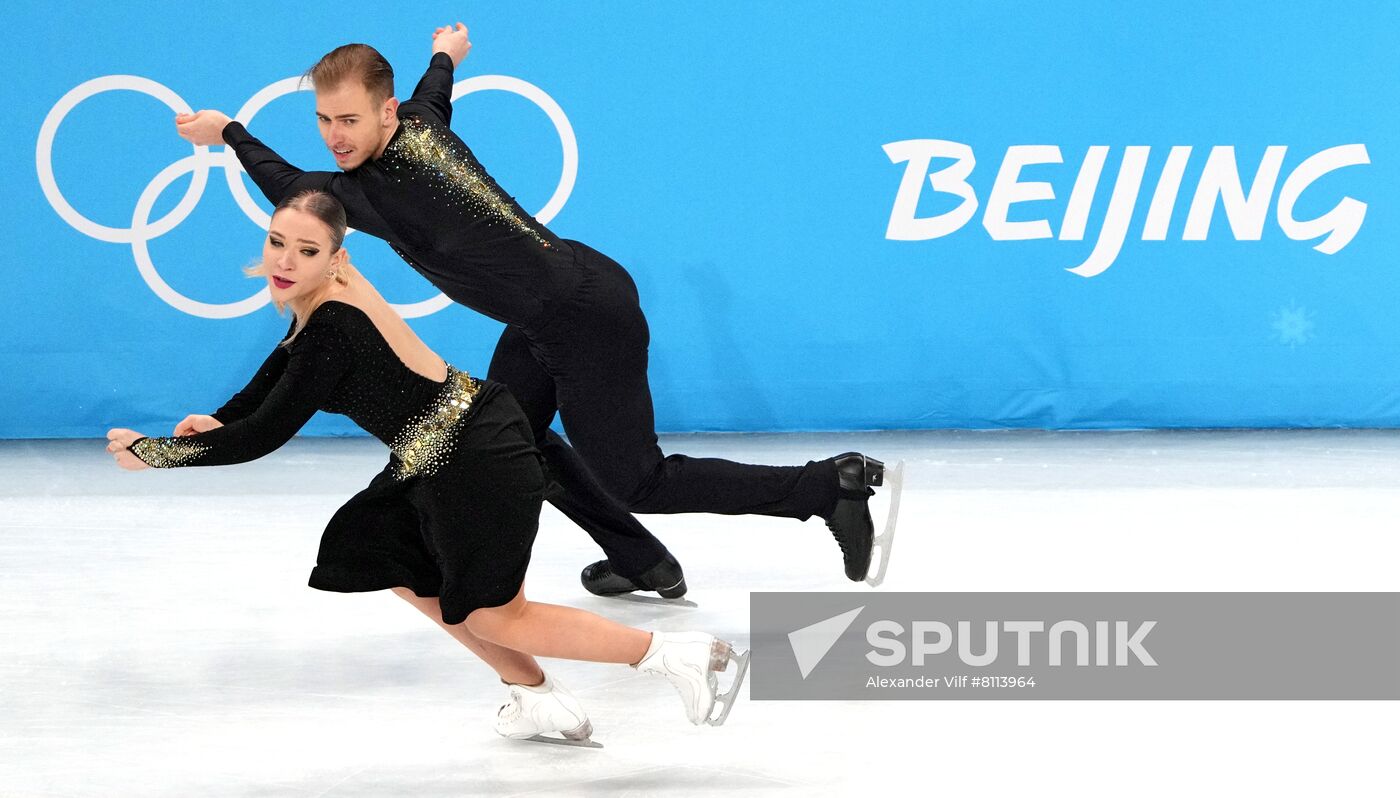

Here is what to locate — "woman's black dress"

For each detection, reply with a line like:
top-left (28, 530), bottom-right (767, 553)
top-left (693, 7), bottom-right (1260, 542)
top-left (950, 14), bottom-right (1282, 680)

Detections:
top-left (129, 300), bottom-right (550, 624)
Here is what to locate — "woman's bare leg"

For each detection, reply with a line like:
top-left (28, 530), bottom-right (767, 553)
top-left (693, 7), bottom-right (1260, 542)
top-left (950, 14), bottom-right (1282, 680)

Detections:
top-left (464, 588), bottom-right (652, 664)
top-left (391, 587), bottom-right (544, 686)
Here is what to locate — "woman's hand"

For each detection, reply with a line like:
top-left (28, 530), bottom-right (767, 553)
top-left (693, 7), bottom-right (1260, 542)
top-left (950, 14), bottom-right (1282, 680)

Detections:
top-left (174, 414), bottom-right (223, 437)
top-left (106, 428), bottom-right (149, 471)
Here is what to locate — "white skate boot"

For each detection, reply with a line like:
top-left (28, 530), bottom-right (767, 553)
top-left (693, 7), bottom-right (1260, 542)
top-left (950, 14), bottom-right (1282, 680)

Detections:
top-left (495, 672), bottom-right (601, 748)
top-left (634, 631), bottom-right (750, 726)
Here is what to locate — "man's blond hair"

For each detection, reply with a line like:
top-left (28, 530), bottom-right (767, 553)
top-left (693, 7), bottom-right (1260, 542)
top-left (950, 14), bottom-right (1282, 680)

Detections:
top-left (306, 43), bottom-right (395, 101)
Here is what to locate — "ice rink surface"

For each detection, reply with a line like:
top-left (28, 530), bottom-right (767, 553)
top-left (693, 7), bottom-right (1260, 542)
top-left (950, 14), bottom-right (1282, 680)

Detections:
top-left (3, 430), bottom-right (1398, 797)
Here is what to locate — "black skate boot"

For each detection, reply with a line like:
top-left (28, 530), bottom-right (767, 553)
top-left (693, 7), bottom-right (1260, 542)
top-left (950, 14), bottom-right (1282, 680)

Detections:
top-left (825, 452), bottom-right (885, 582)
top-left (581, 556), bottom-right (687, 599)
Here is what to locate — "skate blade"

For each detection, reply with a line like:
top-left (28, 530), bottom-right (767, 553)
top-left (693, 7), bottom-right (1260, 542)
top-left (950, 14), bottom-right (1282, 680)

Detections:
top-left (603, 593), bottom-right (699, 609)
top-left (705, 645), bottom-right (751, 727)
top-left (519, 734), bottom-right (604, 749)
top-left (864, 460), bottom-right (904, 588)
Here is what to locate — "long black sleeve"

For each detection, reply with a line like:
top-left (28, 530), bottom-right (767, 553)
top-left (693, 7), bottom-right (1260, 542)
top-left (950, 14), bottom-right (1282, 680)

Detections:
top-left (210, 344), bottom-right (289, 424)
top-left (210, 319), bottom-right (297, 423)
top-left (131, 319), bottom-right (353, 468)
top-left (222, 122), bottom-right (336, 204)
top-left (399, 52), bottom-right (456, 126)
top-left (222, 122), bottom-right (396, 240)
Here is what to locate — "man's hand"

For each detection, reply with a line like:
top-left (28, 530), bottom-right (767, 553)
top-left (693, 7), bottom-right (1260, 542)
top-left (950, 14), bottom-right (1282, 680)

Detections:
top-left (432, 22), bottom-right (472, 67)
top-left (175, 110), bottom-right (233, 146)
top-left (174, 414), bottom-right (223, 437)
top-left (106, 428), bottom-right (149, 471)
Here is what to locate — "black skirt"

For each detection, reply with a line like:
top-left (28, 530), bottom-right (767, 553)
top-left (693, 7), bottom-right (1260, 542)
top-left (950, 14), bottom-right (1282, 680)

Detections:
top-left (307, 384), bottom-right (552, 624)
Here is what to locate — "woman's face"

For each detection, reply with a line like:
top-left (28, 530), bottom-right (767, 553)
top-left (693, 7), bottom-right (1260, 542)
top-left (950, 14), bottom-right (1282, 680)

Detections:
top-left (262, 207), bottom-right (344, 304)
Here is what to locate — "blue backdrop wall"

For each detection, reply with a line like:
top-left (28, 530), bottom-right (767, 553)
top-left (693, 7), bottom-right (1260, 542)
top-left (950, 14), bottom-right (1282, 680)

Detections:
top-left (4, 2), bottom-right (1398, 437)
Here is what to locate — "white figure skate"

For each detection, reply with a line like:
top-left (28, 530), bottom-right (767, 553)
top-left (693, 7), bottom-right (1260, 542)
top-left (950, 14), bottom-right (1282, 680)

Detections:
top-left (634, 631), bottom-right (750, 727)
top-left (495, 672), bottom-right (602, 748)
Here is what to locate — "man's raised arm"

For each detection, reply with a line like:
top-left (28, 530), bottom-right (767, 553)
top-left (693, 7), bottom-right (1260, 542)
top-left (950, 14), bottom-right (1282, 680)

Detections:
top-left (401, 23), bottom-right (471, 126)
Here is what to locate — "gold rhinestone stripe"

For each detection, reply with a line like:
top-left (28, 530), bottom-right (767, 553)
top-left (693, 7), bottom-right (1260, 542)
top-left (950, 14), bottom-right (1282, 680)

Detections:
top-left (130, 437), bottom-right (211, 468)
top-left (388, 118), bottom-right (551, 248)
top-left (390, 367), bottom-right (481, 480)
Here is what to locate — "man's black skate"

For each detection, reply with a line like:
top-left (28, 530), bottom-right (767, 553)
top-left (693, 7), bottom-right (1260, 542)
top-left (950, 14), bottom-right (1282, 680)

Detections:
top-left (581, 556), bottom-right (688, 599)
top-left (825, 452), bottom-right (884, 582)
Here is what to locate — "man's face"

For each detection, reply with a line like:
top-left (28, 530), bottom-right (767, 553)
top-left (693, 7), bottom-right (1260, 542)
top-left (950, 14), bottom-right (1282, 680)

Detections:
top-left (315, 82), bottom-right (397, 171)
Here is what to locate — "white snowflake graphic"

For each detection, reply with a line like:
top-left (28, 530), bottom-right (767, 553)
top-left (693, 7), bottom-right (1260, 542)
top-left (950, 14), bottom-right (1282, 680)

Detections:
top-left (1272, 303), bottom-right (1315, 347)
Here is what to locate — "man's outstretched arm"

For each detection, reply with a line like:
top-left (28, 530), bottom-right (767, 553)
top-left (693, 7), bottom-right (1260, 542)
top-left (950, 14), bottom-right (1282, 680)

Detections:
top-left (176, 110), bottom-right (335, 205)
top-left (174, 110), bottom-right (392, 238)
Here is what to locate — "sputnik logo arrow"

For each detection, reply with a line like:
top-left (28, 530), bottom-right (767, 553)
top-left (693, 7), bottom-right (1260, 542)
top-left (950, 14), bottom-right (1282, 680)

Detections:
top-left (788, 606), bottom-right (865, 679)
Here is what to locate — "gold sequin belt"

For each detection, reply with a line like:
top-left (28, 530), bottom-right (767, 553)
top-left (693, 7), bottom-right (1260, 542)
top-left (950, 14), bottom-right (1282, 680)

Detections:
top-left (389, 366), bottom-right (481, 480)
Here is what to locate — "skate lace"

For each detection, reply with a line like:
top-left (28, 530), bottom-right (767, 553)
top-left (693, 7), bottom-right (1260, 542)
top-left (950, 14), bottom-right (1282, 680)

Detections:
top-left (497, 689), bottom-right (523, 722)
top-left (827, 487), bottom-right (874, 558)
top-left (826, 516), bottom-right (853, 558)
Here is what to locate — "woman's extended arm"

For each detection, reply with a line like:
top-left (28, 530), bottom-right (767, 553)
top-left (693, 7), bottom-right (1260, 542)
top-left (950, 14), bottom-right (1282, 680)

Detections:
top-left (113, 316), bottom-right (353, 469)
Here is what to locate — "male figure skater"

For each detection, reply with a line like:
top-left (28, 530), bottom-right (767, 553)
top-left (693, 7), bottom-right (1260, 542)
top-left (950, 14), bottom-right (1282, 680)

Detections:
top-left (176, 24), bottom-right (897, 596)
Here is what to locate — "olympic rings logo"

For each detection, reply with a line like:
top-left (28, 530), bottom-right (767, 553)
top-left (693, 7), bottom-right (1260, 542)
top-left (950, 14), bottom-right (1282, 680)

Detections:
top-left (37, 74), bottom-right (578, 319)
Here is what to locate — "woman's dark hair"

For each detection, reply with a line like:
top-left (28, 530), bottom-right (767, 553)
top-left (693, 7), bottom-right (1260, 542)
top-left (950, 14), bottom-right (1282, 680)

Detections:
top-left (278, 190), bottom-right (348, 251)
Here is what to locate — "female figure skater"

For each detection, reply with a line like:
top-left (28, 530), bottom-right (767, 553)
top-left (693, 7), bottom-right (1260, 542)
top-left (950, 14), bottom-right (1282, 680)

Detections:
top-left (104, 190), bottom-right (747, 744)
